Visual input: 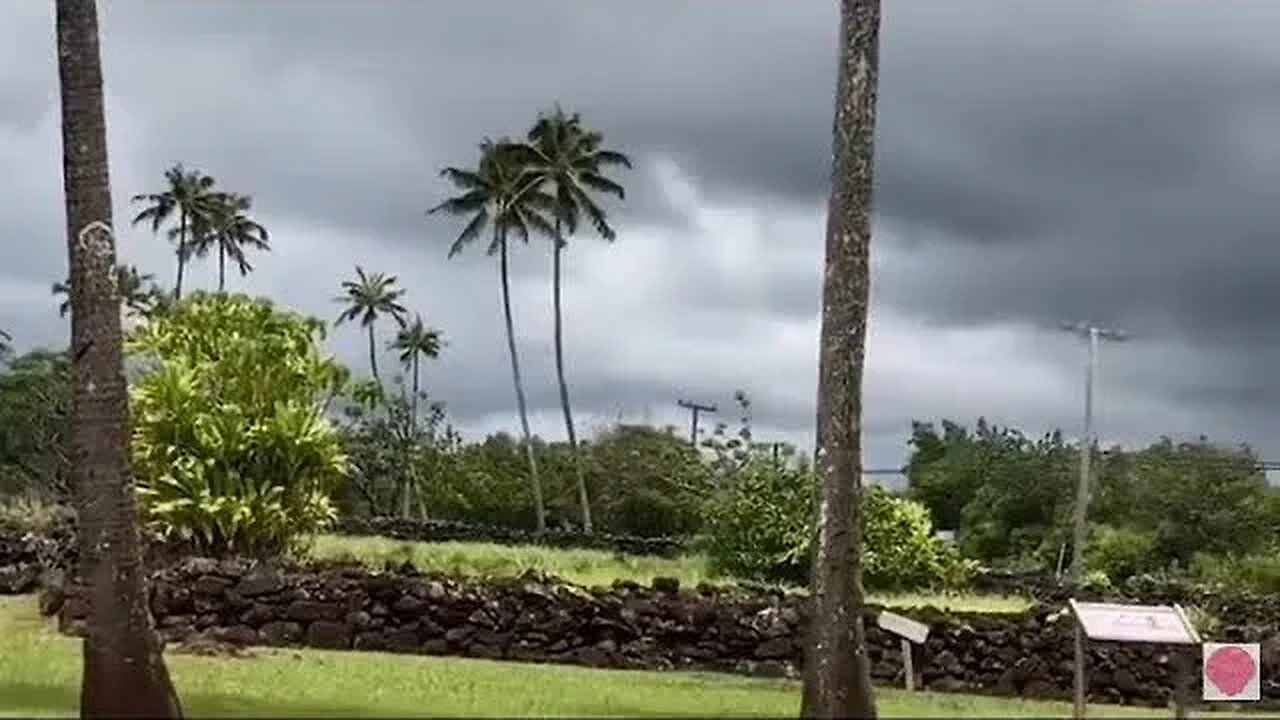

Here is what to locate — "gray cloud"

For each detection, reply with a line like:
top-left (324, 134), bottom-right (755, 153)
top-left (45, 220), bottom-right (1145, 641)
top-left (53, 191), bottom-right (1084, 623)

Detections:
top-left (6, 1), bottom-right (1280, 469)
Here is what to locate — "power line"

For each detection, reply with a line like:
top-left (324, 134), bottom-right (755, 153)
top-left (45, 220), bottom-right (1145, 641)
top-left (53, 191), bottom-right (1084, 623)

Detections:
top-left (675, 398), bottom-right (716, 446)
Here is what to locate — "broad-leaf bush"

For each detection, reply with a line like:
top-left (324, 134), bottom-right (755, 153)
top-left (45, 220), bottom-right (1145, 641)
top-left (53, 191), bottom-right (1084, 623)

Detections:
top-left (701, 451), bottom-right (973, 589)
top-left (128, 293), bottom-right (349, 556)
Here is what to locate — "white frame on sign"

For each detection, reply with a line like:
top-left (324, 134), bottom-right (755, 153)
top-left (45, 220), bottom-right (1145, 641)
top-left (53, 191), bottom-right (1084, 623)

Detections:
top-left (1068, 600), bottom-right (1201, 720)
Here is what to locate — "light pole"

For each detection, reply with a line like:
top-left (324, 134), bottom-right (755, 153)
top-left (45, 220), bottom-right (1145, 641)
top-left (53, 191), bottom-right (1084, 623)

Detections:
top-left (1061, 321), bottom-right (1128, 586)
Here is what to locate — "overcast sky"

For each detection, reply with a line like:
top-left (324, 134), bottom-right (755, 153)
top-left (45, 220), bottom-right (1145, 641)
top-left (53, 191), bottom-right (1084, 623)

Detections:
top-left (4, 1), bottom-right (1280, 472)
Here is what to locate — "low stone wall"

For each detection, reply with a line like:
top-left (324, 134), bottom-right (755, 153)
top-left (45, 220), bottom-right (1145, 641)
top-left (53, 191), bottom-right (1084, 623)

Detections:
top-left (336, 517), bottom-right (688, 557)
top-left (43, 559), bottom-right (1280, 707)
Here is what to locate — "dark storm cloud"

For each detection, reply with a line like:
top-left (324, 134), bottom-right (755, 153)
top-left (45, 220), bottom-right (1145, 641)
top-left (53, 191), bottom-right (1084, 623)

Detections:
top-left (6, 0), bottom-right (1280, 465)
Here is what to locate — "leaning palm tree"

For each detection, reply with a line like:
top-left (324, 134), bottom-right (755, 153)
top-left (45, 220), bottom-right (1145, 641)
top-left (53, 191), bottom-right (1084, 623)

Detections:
top-left (800, 0), bottom-right (882, 718)
top-left (522, 106), bottom-right (630, 532)
top-left (53, 0), bottom-right (183, 714)
top-left (130, 163), bottom-right (219, 300)
top-left (191, 192), bottom-right (270, 292)
top-left (334, 265), bottom-right (408, 387)
top-left (429, 138), bottom-right (556, 532)
top-left (53, 264), bottom-right (161, 320)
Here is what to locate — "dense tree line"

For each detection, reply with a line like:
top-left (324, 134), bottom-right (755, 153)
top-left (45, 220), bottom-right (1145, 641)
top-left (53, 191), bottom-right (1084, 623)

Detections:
top-left (907, 418), bottom-right (1280, 586)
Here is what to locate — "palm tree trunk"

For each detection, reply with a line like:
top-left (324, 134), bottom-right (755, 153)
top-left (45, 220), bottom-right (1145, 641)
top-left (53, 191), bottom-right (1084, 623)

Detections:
top-left (218, 244), bottom-right (226, 292)
top-left (367, 322), bottom-right (381, 387)
top-left (499, 229), bottom-right (545, 532)
top-left (411, 353), bottom-right (420, 428)
top-left (174, 210), bottom-right (186, 301)
top-left (552, 231), bottom-right (592, 532)
top-left (54, 0), bottom-right (183, 716)
top-left (800, 1), bottom-right (880, 718)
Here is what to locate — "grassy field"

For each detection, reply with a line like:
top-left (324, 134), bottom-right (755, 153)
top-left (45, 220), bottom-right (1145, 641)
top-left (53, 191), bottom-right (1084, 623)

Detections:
top-left (308, 534), bottom-right (1033, 614)
top-left (0, 595), bottom-right (1221, 718)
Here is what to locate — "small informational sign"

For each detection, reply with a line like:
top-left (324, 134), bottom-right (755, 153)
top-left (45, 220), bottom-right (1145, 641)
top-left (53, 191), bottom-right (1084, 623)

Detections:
top-left (876, 610), bottom-right (930, 691)
top-left (1068, 600), bottom-right (1201, 720)
top-left (1071, 601), bottom-right (1200, 645)
top-left (877, 610), bottom-right (930, 645)
top-left (1203, 643), bottom-right (1261, 702)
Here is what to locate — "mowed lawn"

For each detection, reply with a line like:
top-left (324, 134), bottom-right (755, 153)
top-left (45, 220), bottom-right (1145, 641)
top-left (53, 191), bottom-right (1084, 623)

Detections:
top-left (0, 595), bottom-right (1198, 718)
top-left (309, 534), bottom-right (1032, 614)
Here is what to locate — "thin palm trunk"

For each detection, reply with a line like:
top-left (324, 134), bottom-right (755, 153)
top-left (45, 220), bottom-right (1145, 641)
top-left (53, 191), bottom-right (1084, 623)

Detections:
top-left (552, 229), bottom-right (592, 532)
top-left (411, 353), bottom-right (420, 426)
top-left (402, 352), bottom-right (419, 519)
top-left (800, 0), bottom-right (880, 718)
top-left (54, 0), bottom-right (182, 716)
top-left (367, 323), bottom-right (381, 387)
top-left (218, 244), bottom-right (226, 292)
top-left (174, 209), bottom-right (187, 300)
top-left (499, 229), bottom-right (545, 532)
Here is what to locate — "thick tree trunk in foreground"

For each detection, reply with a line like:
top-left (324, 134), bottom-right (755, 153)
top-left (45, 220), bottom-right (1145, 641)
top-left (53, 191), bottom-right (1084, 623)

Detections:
top-left (498, 232), bottom-right (545, 532)
top-left (800, 0), bottom-right (881, 718)
top-left (54, 0), bottom-right (183, 716)
top-left (552, 235), bottom-right (592, 532)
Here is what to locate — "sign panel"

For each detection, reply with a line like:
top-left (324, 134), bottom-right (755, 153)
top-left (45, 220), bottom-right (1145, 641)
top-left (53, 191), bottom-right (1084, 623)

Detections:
top-left (1203, 643), bottom-right (1261, 702)
top-left (1069, 601), bottom-right (1200, 645)
top-left (877, 610), bottom-right (929, 645)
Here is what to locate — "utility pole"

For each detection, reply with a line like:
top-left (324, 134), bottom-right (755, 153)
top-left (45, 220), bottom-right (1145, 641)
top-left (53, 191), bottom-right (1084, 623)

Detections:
top-left (676, 399), bottom-right (716, 446)
top-left (1061, 321), bottom-right (1128, 585)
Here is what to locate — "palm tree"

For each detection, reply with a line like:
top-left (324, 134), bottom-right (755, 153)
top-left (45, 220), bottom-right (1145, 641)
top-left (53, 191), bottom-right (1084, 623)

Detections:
top-left (800, 0), bottom-right (881, 718)
top-left (130, 163), bottom-right (219, 300)
top-left (53, 264), bottom-right (162, 320)
top-left (334, 265), bottom-right (408, 387)
top-left (430, 138), bottom-right (556, 532)
top-left (391, 313), bottom-right (443, 422)
top-left (390, 313), bottom-right (442, 517)
top-left (53, 0), bottom-right (182, 715)
top-left (522, 106), bottom-right (630, 532)
top-left (192, 192), bottom-right (270, 292)
top-left (0, 328), bottom-right (11, 360)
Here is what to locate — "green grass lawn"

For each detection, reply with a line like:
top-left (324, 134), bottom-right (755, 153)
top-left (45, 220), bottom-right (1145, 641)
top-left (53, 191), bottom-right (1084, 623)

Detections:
top-left (308, 534), bottom-right (1032, 613)
top-left (0, 595), bottom-right (1227, 718)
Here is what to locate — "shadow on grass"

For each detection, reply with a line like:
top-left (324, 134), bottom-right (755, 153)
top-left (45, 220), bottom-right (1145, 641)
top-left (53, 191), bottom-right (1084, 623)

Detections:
top-left (0, 680), bottom-right (415, 718)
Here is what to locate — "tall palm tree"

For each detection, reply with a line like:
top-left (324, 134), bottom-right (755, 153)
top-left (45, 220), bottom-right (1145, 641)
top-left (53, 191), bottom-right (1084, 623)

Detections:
top-left (430, 138), bottom-right (556, 532)
top-left (801, 0), bottom-right (881, 718)
top-left (192, 192), bottom-right (270, 292)
top-left (391, 313), bottom-right (443, 422)
top-left (130, 163), bottom-right (219, 301)
top-left (390, 313), bottom-right (442, 517)
top-left (334, 265), bottom-right (408, 387)
top-left (53, 264), bottom-right (161, 320)
top-left (523, 106), bottom-right (630, 533)
top-left (53, 0), bottom-right (183, 715)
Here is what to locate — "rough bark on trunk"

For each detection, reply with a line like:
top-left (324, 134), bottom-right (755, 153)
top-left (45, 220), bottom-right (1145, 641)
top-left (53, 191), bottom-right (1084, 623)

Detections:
top-left (54, 0), bottom-right (183, 716)
top-left (800, 0), bottom-right (881, 718)
top-left (553, 232), bottom-right (592, 532)
top-left (367, 322), bottom-right (381, 388)
top-left (174, 210), bottom-right (186, 301)
top-left (499, 230), bottom-right (545, 532)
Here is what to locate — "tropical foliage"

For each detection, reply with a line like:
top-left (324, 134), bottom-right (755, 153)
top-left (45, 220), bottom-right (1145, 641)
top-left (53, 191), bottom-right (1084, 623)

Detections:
top-left (127, 293), bottom-right (349, 556)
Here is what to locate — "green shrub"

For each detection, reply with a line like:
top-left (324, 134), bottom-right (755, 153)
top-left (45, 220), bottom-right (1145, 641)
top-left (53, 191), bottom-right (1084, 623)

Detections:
top-left (1190, 551), bottom-right (1280, 593)
top-left (128, 293), bottom-right (349, 556)
top-left (700, 455), bottom-right (813, 583)
top-left (701, 454), bottom-right (974, 589)
top-left (1088, 524), bottom-right (1158, 582)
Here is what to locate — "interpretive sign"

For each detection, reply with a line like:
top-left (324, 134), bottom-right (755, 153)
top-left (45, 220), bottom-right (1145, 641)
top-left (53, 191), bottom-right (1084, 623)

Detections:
top-left (1068, 600), bottom-right (1201, 720)
top-left (1202, 643), bottom-right (1260, 702)
top-left (876, 610), bottom-right (930, 691)
top-left (1071, 601), bottom-right (1201, 645)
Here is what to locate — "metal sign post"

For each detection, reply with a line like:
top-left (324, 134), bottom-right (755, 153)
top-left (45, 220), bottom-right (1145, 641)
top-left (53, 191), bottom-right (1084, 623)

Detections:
top-left (876, 610), bottom-right (930, 691)
top-left (1068, 600), bottom-right (1201, 720)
